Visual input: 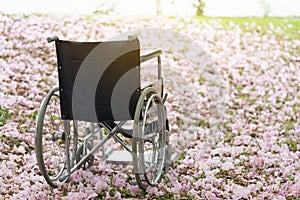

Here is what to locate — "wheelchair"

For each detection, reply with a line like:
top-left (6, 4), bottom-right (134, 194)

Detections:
top-left (35, 36), bottom-right (177, 190)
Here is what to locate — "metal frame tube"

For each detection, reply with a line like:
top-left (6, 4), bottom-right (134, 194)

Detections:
top-left (158, 56), bottom-right (162, 79)
top-left (61, 121), bottom-right (126, 178)
top-left (100, 122), bottom-right (132, 153)
top-left (63, 120), bottom-right (71, 178)
top-left (140, 50), bottom-right (162, 63)
top-left (140, 50), bottom-right (163, 98)
top-left (113, 134), bottom-right (132, 153)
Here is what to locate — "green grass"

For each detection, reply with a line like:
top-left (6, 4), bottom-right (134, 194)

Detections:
top-left (196, 16), bottom-right (300, 40)
top-left (0, 107), bottom-right (12, 126)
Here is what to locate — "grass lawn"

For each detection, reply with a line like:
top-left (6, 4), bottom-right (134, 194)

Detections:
top-left (196, 16), bottom-right (300, 40)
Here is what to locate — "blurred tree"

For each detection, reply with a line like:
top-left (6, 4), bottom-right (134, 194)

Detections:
top-left (259, 0), bottom-right (271, 17)
top-left (193, 0), bottom-right (205, 16)
top-left (156, 0), bottom-right (162, 16)
top-left (93, 1), bottom-right (116, 15)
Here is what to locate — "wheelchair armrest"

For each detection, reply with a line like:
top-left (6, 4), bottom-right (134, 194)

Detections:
top-left (47, 36), bottom-right (59, 43)
top-left (140, 50), bottom-right (162, 63)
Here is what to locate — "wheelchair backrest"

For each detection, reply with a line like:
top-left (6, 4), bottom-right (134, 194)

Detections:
top-left (54, 39), bottom-right (141, 122)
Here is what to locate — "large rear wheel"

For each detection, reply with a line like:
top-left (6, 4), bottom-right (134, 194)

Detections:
top-left (35, 87), bottom-right (78, 187)
top-left (132, 87), bottom-right (166, 190)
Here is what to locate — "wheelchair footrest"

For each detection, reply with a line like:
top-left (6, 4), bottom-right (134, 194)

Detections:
top-left (105, 150), bottom-right (132, 165)
top-left (104, 148), bottom-right (180, 169)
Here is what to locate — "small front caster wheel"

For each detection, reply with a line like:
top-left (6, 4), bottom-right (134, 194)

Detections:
top-left (76, 143), bottom-right (94, 170)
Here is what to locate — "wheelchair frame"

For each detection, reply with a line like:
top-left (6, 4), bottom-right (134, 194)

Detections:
top-left (35, 36), bottom-right (178, 190)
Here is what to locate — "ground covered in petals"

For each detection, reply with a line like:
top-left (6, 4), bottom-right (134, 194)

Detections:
top-left (1, 13), bottom-right (300, 199)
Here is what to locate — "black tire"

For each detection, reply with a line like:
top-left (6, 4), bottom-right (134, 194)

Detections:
top-left (35, 87), bottom-right (67, 187)
top-left (35, 87), bottom-right (79, 187)
top-left (132, 87), bottom-right (166, 190)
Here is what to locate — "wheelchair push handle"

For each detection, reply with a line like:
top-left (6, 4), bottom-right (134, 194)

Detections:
top-left (47, 36), bottom-right (59, 43)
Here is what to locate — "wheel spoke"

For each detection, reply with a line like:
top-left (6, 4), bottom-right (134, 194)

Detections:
top-left (132, 87), bottom-right (166, 190)
top-left (35, 87), bottom-right (79, 187)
